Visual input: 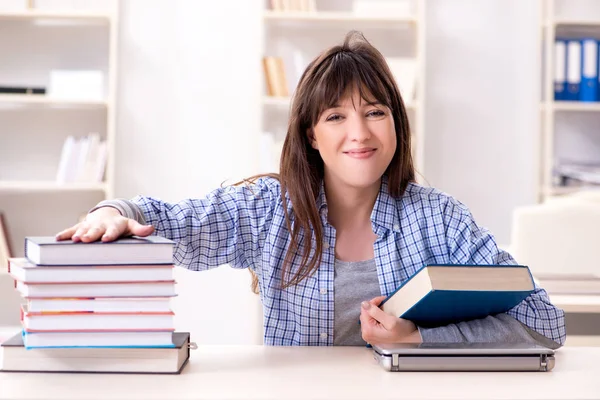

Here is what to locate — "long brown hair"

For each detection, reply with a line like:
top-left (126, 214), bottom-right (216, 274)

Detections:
top-left (248, 30), bottom-right (415, 294)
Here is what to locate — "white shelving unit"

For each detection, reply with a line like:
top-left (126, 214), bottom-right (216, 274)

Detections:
top-left (0, 1), bottom-right (118, 265)
top-left (539, 0), bottom-right (600, 200)
top-left (258, 0), bottom-right (426, 181)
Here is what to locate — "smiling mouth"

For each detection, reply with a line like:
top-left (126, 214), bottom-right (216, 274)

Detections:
top-left (344, 148), bottom-right (376, 154)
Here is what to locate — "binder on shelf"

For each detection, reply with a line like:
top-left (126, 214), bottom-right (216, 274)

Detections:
top-left (566, 39), bottom-right (581, 101)
top-left (579, 38), bottom-right (598, 102)
top-left (553, 39), bottom-right (567, 101)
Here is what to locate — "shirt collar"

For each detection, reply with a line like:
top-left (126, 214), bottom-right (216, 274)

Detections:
top-left (316, 175), bottom-right (402, 234)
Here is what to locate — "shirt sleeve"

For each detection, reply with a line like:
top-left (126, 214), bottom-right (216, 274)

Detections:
top-left (426, 198), bottom-right (567, 347)
top-left (92, 178), bottom-right (280, 271)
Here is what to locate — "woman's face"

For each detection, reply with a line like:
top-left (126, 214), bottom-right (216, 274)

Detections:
top-left (311, 88), bottom-right (397, 191)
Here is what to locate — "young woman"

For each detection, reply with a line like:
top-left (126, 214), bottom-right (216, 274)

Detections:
top-left (56, 31), bottom-right (565, 348)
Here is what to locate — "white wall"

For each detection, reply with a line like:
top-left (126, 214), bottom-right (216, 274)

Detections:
top-left (423, 0), bottom-right (540, 246)
top-left (115, 0), bottom-right (540, 344)
top-left (116, 0), bottom-right (264, 344)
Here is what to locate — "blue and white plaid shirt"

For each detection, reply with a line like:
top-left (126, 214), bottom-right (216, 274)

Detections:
top-left (131, 176), bottom-right (566, 346)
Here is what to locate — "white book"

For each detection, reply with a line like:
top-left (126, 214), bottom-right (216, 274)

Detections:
top-left (25, 236), bottom-right (174, 266)
top-left (27, 297), bottom-right (174, 313)
top-left (567, 40), bottom-right (582, 85)
top-left (1, 332), bottom-right (191, 373)
top-left (8, 257), bottom-right (174, 283)
top-left (23, 330), bottom-right (175, 348)
top-left (55, 136), bottom-right (75, 183)
top-left (94, 139), bottom-right (108, 182)
top-left (21, 305), bottom-right (174, 331)
top-left (79, 133), bottom-right (101, 182)
top-left (16, 280), bottom-right (177, 298)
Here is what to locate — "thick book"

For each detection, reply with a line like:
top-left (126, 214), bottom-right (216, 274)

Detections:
top-left (24, 236), bottom-right (175, 266)
top-left (1, 332), bottom-right (191, 374)
top-left (15, 280), bottom-right (176, 298)
top-left (22, 330), bottom-right (175, 348)
top-left (379, 264), bottom-right (535, 327)
top-left (21, 305), bottom-right (175, 332)
top-left (26, 296), bottom-right (174, 313)
top-left (8, 257), bottom-right (175, 283)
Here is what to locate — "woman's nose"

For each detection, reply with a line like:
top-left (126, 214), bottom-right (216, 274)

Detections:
top-left (347, 115), bottom-right (371, 142)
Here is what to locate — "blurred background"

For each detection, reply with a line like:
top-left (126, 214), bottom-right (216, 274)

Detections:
top-left (1, 0), bottom-right (599, 347)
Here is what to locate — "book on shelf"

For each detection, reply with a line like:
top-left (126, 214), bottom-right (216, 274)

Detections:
top-left (24, 235), bottom-right (175, 265)
top-left (0, 212), bottom-right (12, 271)
top-left (56, 133), bottom-right (108, 184)
top-left (15, 280), bottom-right (177, 298)
top-left (20, 305), bottom-right (175, 332)
top-left (269, 0), bottom-right (316, 12)
top-left (263, 56), bottom-right (289, 98)
top-left (25, 296), bottom-right (175, 313)
top-left (379, 264), bottom-right (535, 327)
top-left (555, 162), bottom-right (600, 186)
top-left (0, 85), bottom-right (46, 95)
top-left (8, 257), bottom-right (174, 283)
top-left (1, 332), bottom-right (192, 374)
top-left (554, 37), bottom-right (600, 102)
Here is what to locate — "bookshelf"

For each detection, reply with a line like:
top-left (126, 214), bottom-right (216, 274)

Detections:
top-left (258, 0), bottom-right (426, 180)
top-left (539, 0), bottom-right (600, 201)
top-left (0, 0), bottom-right (118, 265)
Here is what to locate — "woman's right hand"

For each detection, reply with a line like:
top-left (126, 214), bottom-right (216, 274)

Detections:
top-left (55, 207), bottom-right (155, 243)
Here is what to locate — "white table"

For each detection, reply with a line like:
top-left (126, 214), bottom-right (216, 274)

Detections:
top-left (0, 345), bottom-right (598, 400)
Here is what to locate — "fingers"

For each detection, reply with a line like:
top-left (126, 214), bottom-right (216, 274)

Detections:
top-left (127, 219), bottom-right (155, 237)
top-left (369, 296), bottom-right (387, 306)
top-left (55, 225), bottom-right (79, 241)
top-left (101, 224), bottom-right (121, 242)
top-left (361, 301), bottom-right (399, 331)
top-left (80, 226), bottom-right (106, 243)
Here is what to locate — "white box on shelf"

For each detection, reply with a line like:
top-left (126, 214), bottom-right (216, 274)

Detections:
top-left (0, 0), bottom-right (27, 11)
top-left (48, 70), bottom-right (104, 101)
top-left (386, 57), bottom-right (417, 103)
top-left (352, 0), bottom-right (412, 18)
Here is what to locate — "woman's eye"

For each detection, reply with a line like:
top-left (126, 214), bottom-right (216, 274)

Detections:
top-left (367, 110), bottom-right (385, 117)
top-left (326, 114), bottom-right (342, 122)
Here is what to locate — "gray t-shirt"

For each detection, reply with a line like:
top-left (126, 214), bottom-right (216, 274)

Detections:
top-left (333, 258), bottom-right (381, 346)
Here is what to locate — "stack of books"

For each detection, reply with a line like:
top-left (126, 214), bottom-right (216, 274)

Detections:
top-left (1, 235), bottom-right (192, 374)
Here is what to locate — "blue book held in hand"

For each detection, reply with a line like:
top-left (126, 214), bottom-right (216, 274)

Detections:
top-left (379, 264), bottom-right (535, 328)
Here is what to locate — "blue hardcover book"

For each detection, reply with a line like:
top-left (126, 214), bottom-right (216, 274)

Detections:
top-left (579, 38), bottom-right (599, 102)
top-left (554, 38), bottom-right (567, 100)
top-left (565, 39), bottom-right (582, 101)
top-left (379, 264), bottom-right (535, 328)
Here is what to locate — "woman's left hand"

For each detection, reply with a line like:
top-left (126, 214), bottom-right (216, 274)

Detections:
top-left (359, 296), bottom-right (423, 345)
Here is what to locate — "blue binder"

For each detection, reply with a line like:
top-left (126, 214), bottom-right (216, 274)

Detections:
top-left (566, 39), bottom-right (582, 101)
top-left (554, 38), bottom-right (567, 100)
top-left (580, 38), bottom-right (599, 102)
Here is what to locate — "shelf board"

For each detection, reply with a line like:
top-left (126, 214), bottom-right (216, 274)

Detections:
top-left (544, 185), bottom-right (600, 196)
top-left (263, 96), bottom-right (417, 110)
top-left (553, 19), bottom-right (600, 27)
top-left (0, 94), bottom-right (108, 109)
top-left (541, 101), bottom-right (600, 112)
top-left (263, 10), bottom-right (416, 25)
top-left (0, 181), bottom-right (107, 192)
top-left (0, 10), bottom-right (112, 22)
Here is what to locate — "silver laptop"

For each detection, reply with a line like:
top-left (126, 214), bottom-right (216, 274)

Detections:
top-left (371, 342), bottom-right (555, 372)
